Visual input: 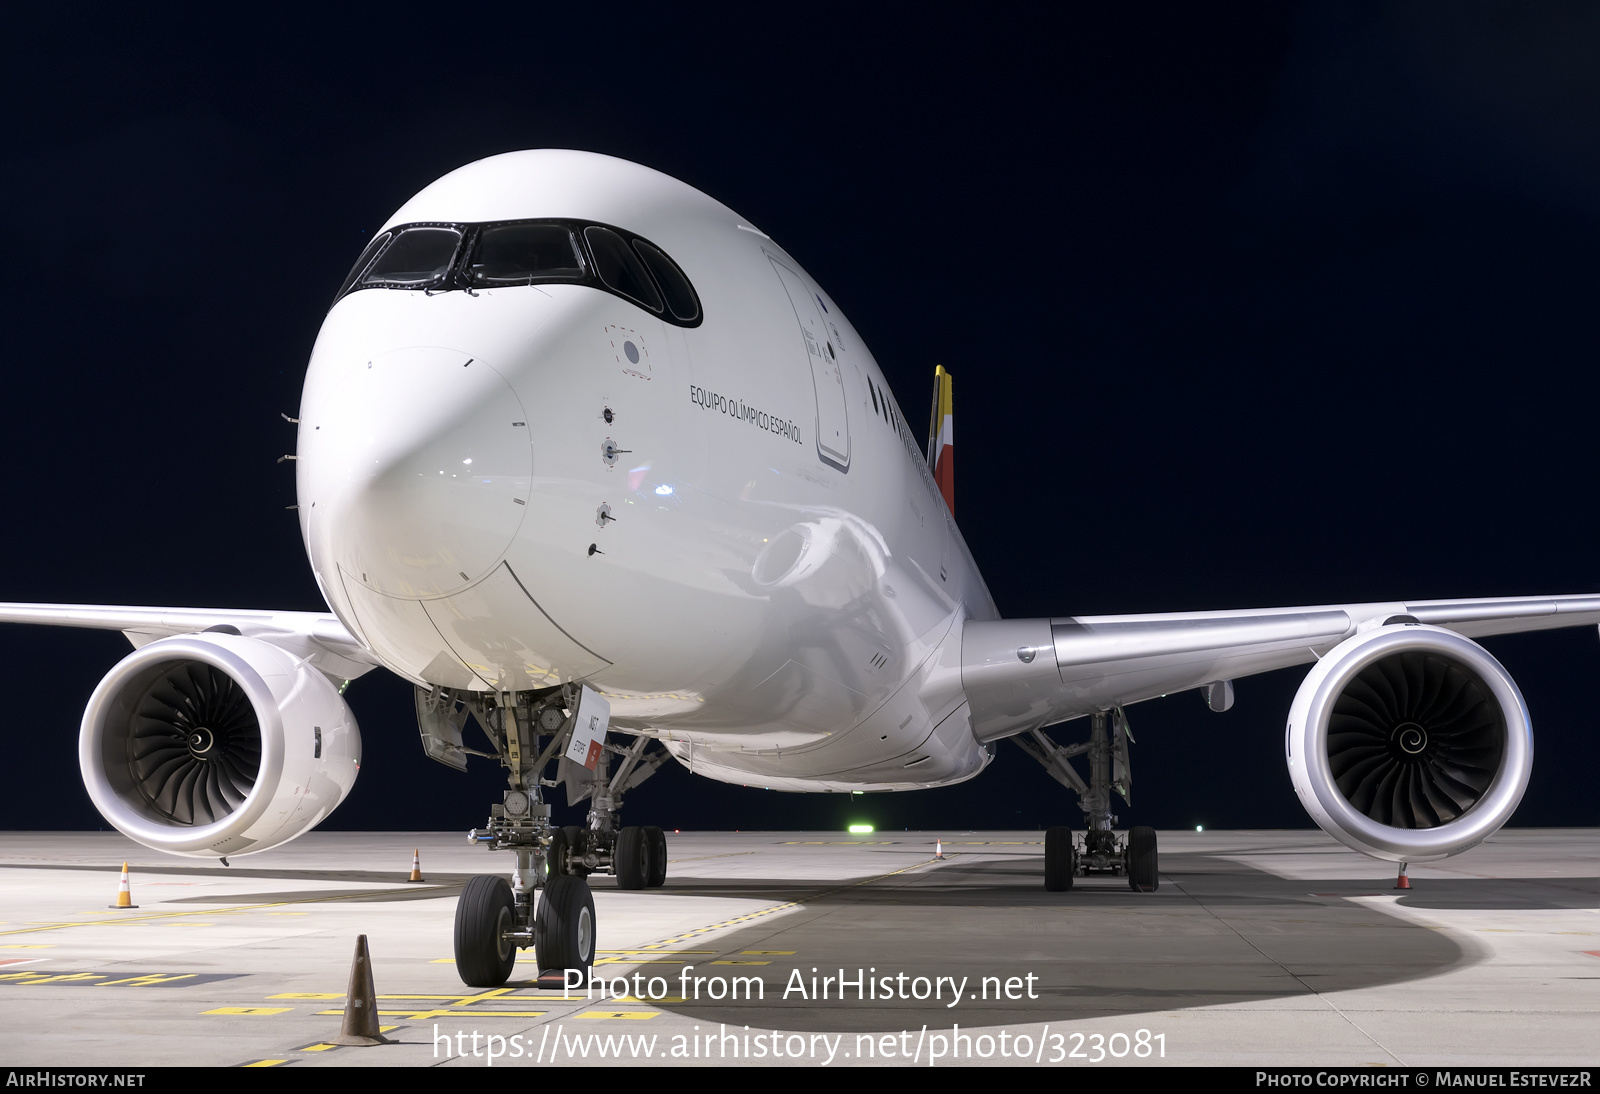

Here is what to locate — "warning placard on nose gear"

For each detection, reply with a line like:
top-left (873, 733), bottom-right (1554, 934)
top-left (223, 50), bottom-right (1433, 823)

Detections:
top-left (565, 687), bottom-right (611, 771)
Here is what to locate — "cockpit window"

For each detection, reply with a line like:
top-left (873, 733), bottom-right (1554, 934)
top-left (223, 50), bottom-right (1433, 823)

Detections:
top-left (467, 224), bottom-right (584, 286)
top-left (583, 226), bottom-right (663, 314)
top-left (360, 226), bottom-right (462, 287)
top-left (332, 218), bottom-right (701, 326)
top-left (334, 232), bottom-right (391, 301)
top-left (633, 240), bottom-right (699, 323)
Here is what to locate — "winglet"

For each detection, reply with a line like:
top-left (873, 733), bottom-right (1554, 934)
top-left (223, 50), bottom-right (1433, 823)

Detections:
top-left (926, 365), bottom-right (954, 515)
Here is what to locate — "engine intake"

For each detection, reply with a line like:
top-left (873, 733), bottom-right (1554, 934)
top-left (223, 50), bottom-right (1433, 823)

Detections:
top-left (80, 632), bottom-right (360, 858)
top-left (1286, 624), bottom-right (1531, 862)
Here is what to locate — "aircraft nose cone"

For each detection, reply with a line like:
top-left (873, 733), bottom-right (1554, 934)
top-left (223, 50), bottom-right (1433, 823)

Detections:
top-left (303, 347), bottom-right (531, 598)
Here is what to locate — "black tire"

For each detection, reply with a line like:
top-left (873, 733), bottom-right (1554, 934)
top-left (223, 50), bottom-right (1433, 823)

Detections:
top-left (548, 825), bottom-right (590, 877)
top-left (615, 826), bottom-right (649, 889)
top-left (1127, 825), bottom-right (1159, 892)
top-left (537, 874), bottom-right (596, 976)
top-left (1044, 826), bottom-right (1076, 891)
top-left (455, 875), bottom-right (516, 987)
top-left (643, 826), bottom-right (667, 887)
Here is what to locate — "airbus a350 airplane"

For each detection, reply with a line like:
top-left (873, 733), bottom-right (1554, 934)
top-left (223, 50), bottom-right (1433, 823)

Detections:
top-left (5, 150), bottom-right (1597, 987)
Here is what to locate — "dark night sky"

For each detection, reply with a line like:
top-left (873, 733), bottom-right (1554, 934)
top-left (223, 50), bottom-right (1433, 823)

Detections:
top-left (1, 4), bottom-right (1596, 836)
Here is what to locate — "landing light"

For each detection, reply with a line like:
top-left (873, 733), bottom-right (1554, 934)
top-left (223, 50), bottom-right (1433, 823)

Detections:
top-left (655, 484), bottom-right (673, 496)
top-left (847, 824), bottom-right (874, 834)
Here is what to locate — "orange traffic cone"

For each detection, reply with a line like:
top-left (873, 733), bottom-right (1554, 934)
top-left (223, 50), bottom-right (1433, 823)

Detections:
top-left (406, 849), bottom-right (424, 883)
top-left (934, 838), bottom-right (945, 860)
top-left (1395, 862), bottom-right (1411, 890)
top-left (109, 862), bottom-right (138, 909)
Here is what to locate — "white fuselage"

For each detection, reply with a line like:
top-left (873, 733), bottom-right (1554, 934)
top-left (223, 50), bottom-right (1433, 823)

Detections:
top-left (296, 151), bottom-right (997, 792)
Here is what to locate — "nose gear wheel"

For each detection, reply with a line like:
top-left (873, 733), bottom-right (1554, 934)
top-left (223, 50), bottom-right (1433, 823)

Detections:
top-left (455, 875), bottom-right (517, 987)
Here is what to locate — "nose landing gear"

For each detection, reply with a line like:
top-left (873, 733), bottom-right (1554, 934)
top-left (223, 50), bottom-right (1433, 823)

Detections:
top-left (420, 685), bottom-right (672, 987)
top-left (454, 875), bottom-right (519, 986)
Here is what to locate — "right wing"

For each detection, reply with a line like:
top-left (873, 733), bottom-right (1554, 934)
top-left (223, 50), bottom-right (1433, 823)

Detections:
top-left (0, 603), bottom-right (381, 682)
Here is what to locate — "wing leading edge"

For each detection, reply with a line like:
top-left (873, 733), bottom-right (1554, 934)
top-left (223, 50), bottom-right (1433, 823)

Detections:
top-left (0, 603), bottom-right (380, 682)
top-left (961, 593), bottom-right (1600, 742)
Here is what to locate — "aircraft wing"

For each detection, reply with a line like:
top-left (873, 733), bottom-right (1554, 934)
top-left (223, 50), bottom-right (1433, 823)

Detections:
top-left (961, 593), bottom-right (1600, 742)
top-left (0, 602), bottom-right (381, 682)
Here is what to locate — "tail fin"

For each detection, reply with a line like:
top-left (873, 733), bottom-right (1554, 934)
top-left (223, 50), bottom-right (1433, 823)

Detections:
top-left (926, 365), bottom-right (954, 515)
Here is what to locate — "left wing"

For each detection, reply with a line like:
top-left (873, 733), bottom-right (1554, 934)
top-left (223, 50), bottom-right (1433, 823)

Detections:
top-left (961, 593), bottom-right (1600, 741)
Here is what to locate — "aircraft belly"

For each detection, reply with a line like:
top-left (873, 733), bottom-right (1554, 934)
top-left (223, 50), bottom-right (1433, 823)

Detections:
top-left (663, 701), bottom-right (989, 791)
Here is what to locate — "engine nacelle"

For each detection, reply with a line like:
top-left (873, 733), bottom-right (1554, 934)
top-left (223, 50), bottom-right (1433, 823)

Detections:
top-left (79, 632), bottom-right (361, 858)
top-left (1286, 623), bottom-right (1531, 863)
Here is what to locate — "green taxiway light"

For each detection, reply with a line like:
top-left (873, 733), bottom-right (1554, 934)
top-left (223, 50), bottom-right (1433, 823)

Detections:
top-left (847, 824), bottom-right (875, 834)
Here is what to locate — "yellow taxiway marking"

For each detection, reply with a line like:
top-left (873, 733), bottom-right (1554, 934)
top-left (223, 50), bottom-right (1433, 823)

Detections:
top-left (429, 949), bottom-right (720, 964)
top-left (627, 855), bottom-right (943, 951)
top-left (10, 972), bottom-right (105, 985)
top-left (205, 1007), bottom-right (291, 1016)
top-left (240, 1060), bottom-right (290, 1068)
top-left (0, 888), bottom-right (426, 937)
top-left (575, 1011), bottom-right (657, 1019)
top-left (410, 988), bottom-right (514, 1005)
top-left (297, 1044), bottom-right (338, 1052)
top-left (317, 1008), bottom-right (547, 1019)
top-left (100, 974), bottom-right (205, 987)
top-left (300, 986), bottom-right (547, 1021)
top-left (252, 860), bottom-right (942, 1015)
top-left (1, 971), bottom-right (206, 988)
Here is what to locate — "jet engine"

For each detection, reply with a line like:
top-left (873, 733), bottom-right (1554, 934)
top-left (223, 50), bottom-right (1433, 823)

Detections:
top-left (1285, 623), bottom-right (1531, 863)
top-left (79, 632), bottom-right (361, 858)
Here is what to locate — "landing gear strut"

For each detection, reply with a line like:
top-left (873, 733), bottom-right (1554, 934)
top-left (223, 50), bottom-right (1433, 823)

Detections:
top-left (1015, 707), bottom-right (1159, 892)
top-left (567, 732), bottom-right (671, 891)
top-left (417, 684), bottom-right (672, 987)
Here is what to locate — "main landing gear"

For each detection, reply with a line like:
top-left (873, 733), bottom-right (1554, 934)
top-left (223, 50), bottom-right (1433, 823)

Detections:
top-left (415, 685), bottom-right (671, 987)
top-left (555, 730), bottom-right (671, 892)
top-left (1016, 707), bottom-right (1159, 893)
